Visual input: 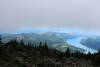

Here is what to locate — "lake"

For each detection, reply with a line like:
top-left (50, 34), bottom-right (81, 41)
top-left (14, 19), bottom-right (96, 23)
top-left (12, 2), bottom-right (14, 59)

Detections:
top-left (66, 37), bottom-right (98, 54)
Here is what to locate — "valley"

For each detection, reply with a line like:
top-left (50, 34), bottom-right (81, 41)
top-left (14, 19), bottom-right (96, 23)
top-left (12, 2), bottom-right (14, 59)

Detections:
top-left (1, 32), bottom-right (86, 53)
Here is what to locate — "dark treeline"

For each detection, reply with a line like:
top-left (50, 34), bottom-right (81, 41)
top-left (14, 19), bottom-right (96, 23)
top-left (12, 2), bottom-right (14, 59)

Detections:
top-left (0, 35), bottom-right (100, 66)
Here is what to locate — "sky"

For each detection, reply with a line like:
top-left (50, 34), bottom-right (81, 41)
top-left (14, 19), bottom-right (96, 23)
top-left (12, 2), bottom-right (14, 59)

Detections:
top-left (0, 0), bottom-right (100, 36)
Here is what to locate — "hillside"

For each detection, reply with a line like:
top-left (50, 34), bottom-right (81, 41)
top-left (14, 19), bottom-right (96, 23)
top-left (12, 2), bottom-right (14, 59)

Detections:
top-left (0, 38), bottom-right (99, 67)
top-left (0, 32), bottom-right (86, 53)
top-left (80, 36), bottom-right (100, 50)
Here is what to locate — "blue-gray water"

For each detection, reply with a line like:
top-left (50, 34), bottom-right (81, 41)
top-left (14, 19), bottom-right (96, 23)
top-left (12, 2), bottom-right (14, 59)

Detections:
top-left (66, 37), bottom-right (98, 54)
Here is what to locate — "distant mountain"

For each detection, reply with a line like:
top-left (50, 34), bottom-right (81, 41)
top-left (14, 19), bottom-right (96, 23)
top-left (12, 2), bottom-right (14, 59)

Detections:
top-left (0, 32), bottom-right (85, 53)
top-left (80, 36), bottom-right (100, 50)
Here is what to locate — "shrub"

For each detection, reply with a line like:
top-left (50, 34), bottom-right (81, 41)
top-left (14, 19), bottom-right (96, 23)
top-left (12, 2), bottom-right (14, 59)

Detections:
top-left (18, 62), bottom-right (29, 67)
top-left (94, 55), bottom-right (100, 66)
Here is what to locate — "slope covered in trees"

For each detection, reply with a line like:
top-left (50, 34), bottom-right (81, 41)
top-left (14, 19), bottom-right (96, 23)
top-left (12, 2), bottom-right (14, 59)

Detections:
top-left (80, 36), bottom-right (100, 50)
top-left (0, 35), bottom-right (100, 67)
top-left (1, 32), bottom-right (85, 53)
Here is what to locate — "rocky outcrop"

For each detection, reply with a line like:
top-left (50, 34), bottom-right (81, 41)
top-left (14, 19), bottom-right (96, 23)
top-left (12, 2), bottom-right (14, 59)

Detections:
top-left (39, 57), bottom-right (93, 67)
top-left (2, 50), bottom-right (94, 67)
top-left (0, 44), bottom-right (95, 67)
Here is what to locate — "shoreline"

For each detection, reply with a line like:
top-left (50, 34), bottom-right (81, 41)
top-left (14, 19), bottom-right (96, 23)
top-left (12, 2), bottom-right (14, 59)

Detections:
top-left (66, 37), bottom-right (98, 54)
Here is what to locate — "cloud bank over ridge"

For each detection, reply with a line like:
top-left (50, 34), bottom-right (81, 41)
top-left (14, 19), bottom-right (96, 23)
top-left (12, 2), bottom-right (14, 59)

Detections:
top-left (0, 0), bottom-right (100, 35)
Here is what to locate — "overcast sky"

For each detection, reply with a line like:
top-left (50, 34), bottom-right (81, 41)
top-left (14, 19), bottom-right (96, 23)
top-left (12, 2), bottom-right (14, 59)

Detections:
top-left (0, 0), bottom-right (100, 35)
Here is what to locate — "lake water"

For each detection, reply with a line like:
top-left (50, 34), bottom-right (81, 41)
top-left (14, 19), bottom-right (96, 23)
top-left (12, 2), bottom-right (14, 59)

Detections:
top-left (66, 37), bottom-right (98, 54)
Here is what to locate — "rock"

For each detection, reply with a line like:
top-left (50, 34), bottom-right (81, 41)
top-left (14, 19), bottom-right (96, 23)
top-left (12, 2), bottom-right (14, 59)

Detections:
top-left (20, 52), bottom-right (27, 57)
top-left (14, 57), bottom-right (23, 64)
top-left (47, 59), bottom-right (55, 66)
top-left (32, 65), bottom-right (36, 67)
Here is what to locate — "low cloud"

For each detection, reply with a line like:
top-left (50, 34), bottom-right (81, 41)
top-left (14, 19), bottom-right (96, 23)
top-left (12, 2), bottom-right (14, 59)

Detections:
top-left (0, 0), bottom-right (100, 35)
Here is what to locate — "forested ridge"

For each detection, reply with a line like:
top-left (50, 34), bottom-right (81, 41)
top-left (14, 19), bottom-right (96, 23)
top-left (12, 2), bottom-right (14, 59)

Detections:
top-left (0, 32), bottom-right (85, 53)
top-left (0, 35), bottom-right (100, 67)
top-left (80, 36), bottom-right (100, 50)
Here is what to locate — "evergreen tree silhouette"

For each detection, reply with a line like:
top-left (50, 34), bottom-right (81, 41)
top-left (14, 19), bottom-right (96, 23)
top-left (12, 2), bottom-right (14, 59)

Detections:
top-left (98, 48), bottom-right (100, 55)
top-left (20, 39), bottom-right (24, 46)
top-left (30, 41), bottom-right (32, 45)
top-left (40, 41), bottom-right (42, 46)
top-left (87, 51), bottom-right (91, 60)
top-left (0, 35), bottom-right (3, 45)
top-left (13, 38), bottom-right (18, 48)
top-left (54, 49), bottom-right (57, 54)
top-left (44, 40), bottom-right (48, 52)
top-left (4, 40), bottom-right (13, 48)
top-left (28, 42), bottom-right (29, 45)
top-left (78, 50), bottom-right (81, 58)
top-left (34, 45), bottom-right (37, 51)
top-left (88, 51), bottom-right (91, 57)
top-left (35, 45), bottom-right (36, 49)
top-left (75, 50), bottom-right (78, 58)
top-left (64, 47), bottom-right (70, 57)
top-left (32, 44), bottom-right (34, 48)
top-left (79, 50), bottom-right (80, 54)
top-left (38, 41), bottom-right (42, 51)
top-left (0, 35), bottom-right (4, 56)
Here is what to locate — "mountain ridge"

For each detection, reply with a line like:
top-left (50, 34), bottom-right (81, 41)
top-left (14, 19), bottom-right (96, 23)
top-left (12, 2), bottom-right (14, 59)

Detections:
top-left (0, 32), bottom-right (86, 53)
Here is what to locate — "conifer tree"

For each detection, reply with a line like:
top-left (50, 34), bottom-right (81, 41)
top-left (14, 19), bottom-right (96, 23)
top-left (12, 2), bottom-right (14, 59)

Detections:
top-left (87, 51), bottom-right (91, 60)
top-left (0, 35), bottom-right (4, 56)
top-left (40, 41), bottom-right (42, 46)
top-left (54, 49), bottom-right (56, 54)
top-left (44, 40), bottom-right (47, 46)
top-left (79, 50), bottom-right (80, 54)
top-left (13, 38), bottom-right (18, 48)
top-left (30, 41), bottom-right (32, 46)
top-left (0, 35), bottom-right (3, 45)
top-left (14, 38), bottom-right (18, 44)
top-left (88, 51), bottom-right (91, 57)
top-left (75, 50), bottom-right (78, 58)
top-left (20, 39), bottom-right (24, 46)
top-left (35, 45), bottom-right (36, 49)
top-left (32, 44), bottom-right (34, 48)
top-left (34, 45), bottom-right (37, 51)
top-left (78, 50), bottom-right (81, 58)
top-left (98, 48), bottom-right (100, 54)
top-left (28, 42), bottom-right (29, 45)
top-left (64, 47), bottom-right (70, 57)
top-left (44, 40), bottom-right (48, 52)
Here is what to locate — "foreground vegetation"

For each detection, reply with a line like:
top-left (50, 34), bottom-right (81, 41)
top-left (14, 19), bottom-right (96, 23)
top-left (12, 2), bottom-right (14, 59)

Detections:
top-left (0, 35), bottom-right (100, 67)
